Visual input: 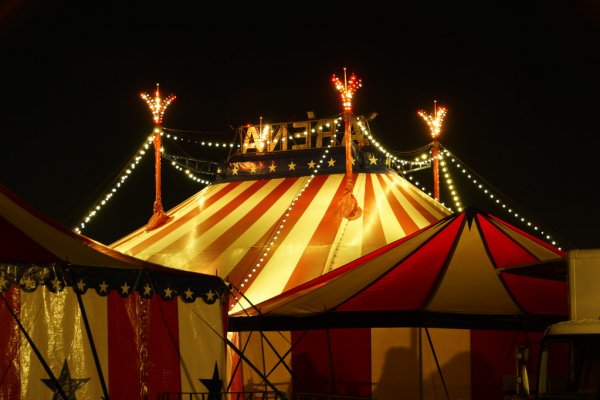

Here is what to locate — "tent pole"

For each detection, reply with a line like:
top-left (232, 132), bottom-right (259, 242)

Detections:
top-left (224, 335), bottom-right (283, 396)
top-left (75, 289), bottom-right (110, 399)
top-left (419, 328), bottom-right (423, 400)
top-left (225, 331), bottom-right (255, 392)
top-left (424, 328), bottom-right (450, 400)
top-left (260, 332), bottom-right (268, 393)
top-left (227, 283), bottom-right (308, 392)
top-left (0, 290), bottom-right (68, 400)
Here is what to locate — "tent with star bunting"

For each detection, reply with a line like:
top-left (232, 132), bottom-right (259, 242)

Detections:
top-left (0, 184), bottom-right (229, 399)
top-left (109, 114), bottom-right (568, 399)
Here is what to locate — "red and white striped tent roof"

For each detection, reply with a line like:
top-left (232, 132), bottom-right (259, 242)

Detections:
top-left (229, 207), bottom-right (568, 331)
top-left (111, 145), bottom-right (451, 308)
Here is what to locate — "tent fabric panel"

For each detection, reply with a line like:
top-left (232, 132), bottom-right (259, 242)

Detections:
top-left (477, 214), bottom-right (563, 269)
top-left (291, 328), bottom-right (372, 397)
top-left (111, 180), bottom-right (243, 252)
top-left (0, 217), bottom-right (59, 263)
top-left (486, 214), bottom-right (565, 262)
top-left (246, 216), bottom-right (448, 316)
top-left (500, 273), bottom-right (568, 315)
top-left (282, 174), bottom-right (345, 289)
top-left (177, 298), bottom-right (227, 392)
top-left (339, 215), bottom-right (463, 312)
top-left (147, 295), bottom-right (182, 398)
top-left (425, 218), bottom-right (521, 314)
top-left (19, 287), bottom-right (105, 399)
top-left (0, 187), bottom-right (144, 270)
top-left (470, 330), bottom-right (544, 400)
top-left (0, 287), bottom-right (21, 400)
top-left (108, 292), bottom-right (145, 398)
top-left (361, 174), bottom-right (389, 255)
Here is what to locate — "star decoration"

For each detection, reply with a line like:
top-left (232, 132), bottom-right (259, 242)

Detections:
top-left (21, 276), bottom-right (36, 289)
top-left (268, 162), bottom-right (277, 172)
top-left (98, 281), bottom-right (109, 294)
top-left (327, 158), bottom-right (336, 167)
top-left (184, 288), bottom-right (194, 300)
top-left (351, 156), bottom-right (356, 165)
top-left (231, 164), bottom-right (239, 175)
top-left (368, 154), bottom-right (379, 165)
top-left (385, 157), bottom-right (391, 166)
top-left (0, 273), bottom-right (7, 290)
top-left (288, 161), bottom-right (296, 170)
top-left (41, 359), bottom-right (90, 399)
top-left (51, 277), bottom-right (62, 291)
top-left (120, 282), bottom-right (130, 295)
top-left (249, 163), bottom-right (257, 174)
top-left (143, 284), bottom-right (152, 296)
top-left (206, 289), bottom-right (216, 302)
top-left (164, 287), bottom-right (173, 298)
top-left (76, 279), bottom-right (86, 292)
top-left (199, 363), bottom-right (223, 400)
top-left (307, 160), bottom-right (316, 169)
top-left (217, 167), bottom-right (222, 174)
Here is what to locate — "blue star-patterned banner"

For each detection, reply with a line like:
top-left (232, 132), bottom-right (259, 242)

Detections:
top-left (0, 262), bottom-right (227, 304)
top-left (216, 144), bottom-right (392, 182)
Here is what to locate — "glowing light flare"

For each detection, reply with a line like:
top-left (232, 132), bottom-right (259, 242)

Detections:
top-left (331, 69), bottom-right (362, 112)
top-left (141, 83), bottom-right (176, 125)
top-left (418, 105), bottom-right (447, 139)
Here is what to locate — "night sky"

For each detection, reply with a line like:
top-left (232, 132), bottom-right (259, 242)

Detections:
top-left (1, 2), bottom-right (599, 249)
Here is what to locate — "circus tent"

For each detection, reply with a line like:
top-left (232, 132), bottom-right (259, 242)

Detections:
top-left (111, 144), bottom-right (450, 306)
top-left (229, 206), bottom-right (567, 331)
top-left (109, 115), bottom-right (569, 399)
top-left (0, 184), bottom-right (228, 399)
top-left (226, 207), bottom-right (567, 400)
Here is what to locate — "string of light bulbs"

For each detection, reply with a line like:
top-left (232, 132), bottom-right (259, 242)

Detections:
top-left (74, 135), bottom-right (155, 233)
top-left (230, 144), bottom-right (335, 309)
top-left (441, 146), bottom-right (566, 250)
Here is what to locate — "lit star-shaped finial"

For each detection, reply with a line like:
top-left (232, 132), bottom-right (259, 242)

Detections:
top-left (141, 83), bottom-right (176, 125)
top-left (418, 101), bottom-right (447, 139)
top-left (41, 359), bottom-right (90, 399)
top-left (332, 68), bottom-right (362, 112)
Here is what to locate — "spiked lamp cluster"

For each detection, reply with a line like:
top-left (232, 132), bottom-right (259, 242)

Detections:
top-left (141, 84), bottom-right (176, 125)
top-left (418, 104), bottom-right (447, 139)
top-left (332, 70), bottom-right (362, 112)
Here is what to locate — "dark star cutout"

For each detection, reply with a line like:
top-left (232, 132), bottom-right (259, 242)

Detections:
top-left (41, 359), bottom-right (90, 400)
top-left (199, 362), bottom-right (223, 400)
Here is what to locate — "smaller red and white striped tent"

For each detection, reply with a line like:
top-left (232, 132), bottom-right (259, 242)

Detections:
top-left (230, 206), bottom-right (567, 328)
top-left (0, 185), bottom-right (228, 399)
top-left (229, 207), bottom-right (568, 399)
